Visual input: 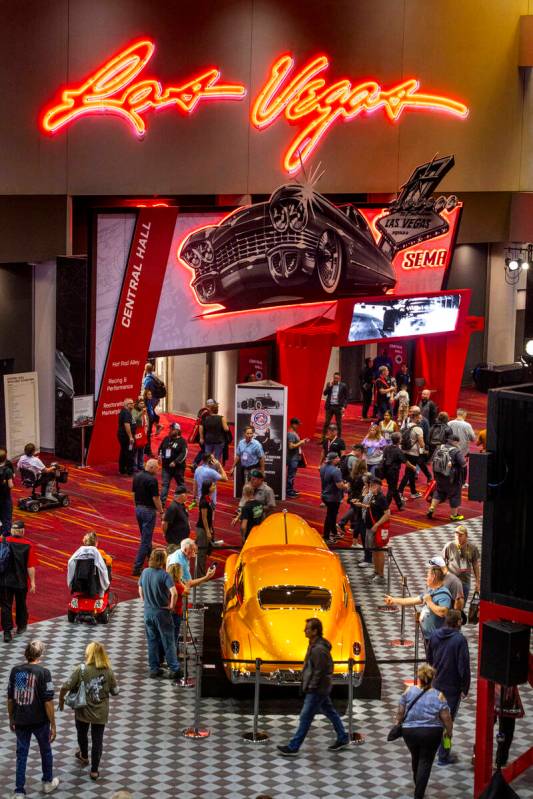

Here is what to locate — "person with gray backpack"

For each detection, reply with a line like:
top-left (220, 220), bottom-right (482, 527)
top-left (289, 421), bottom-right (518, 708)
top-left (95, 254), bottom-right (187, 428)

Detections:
top-left (427, 432), bottom-right (467, 522)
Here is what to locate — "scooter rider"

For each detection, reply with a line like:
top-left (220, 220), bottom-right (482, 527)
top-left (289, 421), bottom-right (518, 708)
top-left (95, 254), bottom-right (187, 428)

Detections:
top-left (17, 444), bottom-right (60, 500)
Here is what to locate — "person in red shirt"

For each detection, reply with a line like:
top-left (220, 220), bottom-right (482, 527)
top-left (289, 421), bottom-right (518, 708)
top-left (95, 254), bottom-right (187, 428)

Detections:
top-left (0, 520), bottom-right (38, 642)
top-left (167, 561), bottom-right (189, 647)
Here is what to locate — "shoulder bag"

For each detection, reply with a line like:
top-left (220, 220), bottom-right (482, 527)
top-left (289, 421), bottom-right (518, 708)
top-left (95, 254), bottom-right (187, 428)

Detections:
top-left (467, 591), bottom-right (480, 625)
top-left (387, 687), bottom-right (428, 741)
top-left (65, 664), bottom-right (87, 710)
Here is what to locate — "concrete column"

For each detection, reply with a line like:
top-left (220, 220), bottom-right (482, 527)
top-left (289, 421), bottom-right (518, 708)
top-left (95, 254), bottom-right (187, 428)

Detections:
top-left (33, 261), bottom-right (56, 450)
top-left (213, 349), bottom-right (239, 423)
top-left (486, 244), bottom-right (518, 365)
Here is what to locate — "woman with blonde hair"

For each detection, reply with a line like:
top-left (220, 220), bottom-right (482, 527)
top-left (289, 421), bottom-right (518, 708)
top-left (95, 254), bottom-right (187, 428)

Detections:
top-left (394, 664), bottom-right (453, 799)
top-left (58, 641), bottom-right (118, 782)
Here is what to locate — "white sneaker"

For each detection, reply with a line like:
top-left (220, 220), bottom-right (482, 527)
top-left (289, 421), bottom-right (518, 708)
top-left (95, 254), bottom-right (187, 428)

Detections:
top-left (357, 561), bottom-right (371, 569)
top-left (43, 777), bottom-right (60, 794)
top-left (372, 574), bottom-right (386, 584)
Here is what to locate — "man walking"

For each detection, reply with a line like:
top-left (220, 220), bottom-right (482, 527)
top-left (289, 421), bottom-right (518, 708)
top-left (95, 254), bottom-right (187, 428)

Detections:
top-left (323, 372), bottom-right (348, 436)
top-left (321, 424), bottom-right (346, 463)
top-left (0, 521), bottom-right (38, 642)
top-left (7, 640), bottom-right (59, 796)
top-left (320, 452), bottom-right (345, 543)
top-left (117, 398), bottom-right (135, 476)
top-left (0, 447), bottom-right (15, 534)
top-left (277, 618), bottom-right (349, 755)
top-left (230, 426), bottom-right (265, 482)
top-left (427, 609), bottom-right (471, 766)
top-left (132, 459), bottom-right (163, 576)
top-left (449, 408), bottom-right (475, 485)
top-left (420, 389), bottom-right (438, 427)
top-left (398, 407), bottom-right (425, 500)
top-left (158, 422), bottom-right (187, 505)
top-left (427, 433), bottom-right (467, 522)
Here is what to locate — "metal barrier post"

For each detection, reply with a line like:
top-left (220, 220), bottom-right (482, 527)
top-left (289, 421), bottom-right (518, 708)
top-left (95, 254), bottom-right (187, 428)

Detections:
top-left (347, 658), bottom-right (365, 745)
top-left (377, 548), bottom-right (399, 614)
top-left (179, 604), bottom-right (195, 688)
top-left (242, 659), bottom-right (269, 743)
top-left (403, 612), bottom-right (421, 687)
top-left (182, 655), bottom-right (210, 739)
top-left (190, 554), bottom-right (207, 613)
top-left (390, 577), bottom-right (414, 648)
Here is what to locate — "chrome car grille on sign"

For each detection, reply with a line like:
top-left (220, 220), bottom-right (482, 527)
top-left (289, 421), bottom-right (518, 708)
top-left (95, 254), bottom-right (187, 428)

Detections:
top-left (216, 228), bottom-right (319, 271)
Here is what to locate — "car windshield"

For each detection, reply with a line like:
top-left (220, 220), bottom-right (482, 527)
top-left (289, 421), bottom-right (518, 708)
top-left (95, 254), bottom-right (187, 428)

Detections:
top-left (258, 586), bottom-right (332, 610)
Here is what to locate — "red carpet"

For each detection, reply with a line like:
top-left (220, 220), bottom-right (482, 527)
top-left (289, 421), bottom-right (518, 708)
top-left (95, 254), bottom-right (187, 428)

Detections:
top-left (11, 388), bottom-right (486, 624)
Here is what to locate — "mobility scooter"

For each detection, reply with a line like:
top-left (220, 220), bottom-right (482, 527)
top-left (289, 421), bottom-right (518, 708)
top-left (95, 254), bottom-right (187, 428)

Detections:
top-left (68, 554), bottom-right (118, 625)
top-left (18, 463), bottom-right (69, 513)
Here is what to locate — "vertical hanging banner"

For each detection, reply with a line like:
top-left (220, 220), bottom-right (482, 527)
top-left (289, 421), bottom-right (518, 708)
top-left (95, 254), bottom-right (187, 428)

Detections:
top-left (87, 207), bottom-right (178, 466)
top-left (234, 381), bottom-right (288, 500)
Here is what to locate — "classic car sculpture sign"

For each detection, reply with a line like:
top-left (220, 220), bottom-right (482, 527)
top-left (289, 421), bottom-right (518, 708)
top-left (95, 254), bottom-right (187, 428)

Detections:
top-left (179, 155), bottom-right (458, 312)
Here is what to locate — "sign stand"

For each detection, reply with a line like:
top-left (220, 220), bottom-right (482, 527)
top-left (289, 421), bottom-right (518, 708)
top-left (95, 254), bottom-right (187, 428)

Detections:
top-left (72, 394), bottom-right (94, 469)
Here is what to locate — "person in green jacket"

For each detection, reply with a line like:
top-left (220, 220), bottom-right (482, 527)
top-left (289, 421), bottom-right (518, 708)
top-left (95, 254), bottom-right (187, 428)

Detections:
top-left (58, 641), bottom-right (118, 781)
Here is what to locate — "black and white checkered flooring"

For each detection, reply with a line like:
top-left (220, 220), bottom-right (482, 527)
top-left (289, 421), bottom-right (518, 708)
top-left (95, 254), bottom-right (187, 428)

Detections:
top-left (1, 516), bottom-right (532, 799)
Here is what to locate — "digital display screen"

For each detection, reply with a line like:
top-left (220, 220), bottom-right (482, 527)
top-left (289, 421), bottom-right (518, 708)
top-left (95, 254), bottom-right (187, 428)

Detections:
top-left (348, 294), bottom-right (461, 343)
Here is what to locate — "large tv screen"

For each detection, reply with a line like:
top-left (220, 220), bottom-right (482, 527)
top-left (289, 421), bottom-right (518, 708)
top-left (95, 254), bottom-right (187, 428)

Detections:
top-left (348, 294), bottom-right (461, 343)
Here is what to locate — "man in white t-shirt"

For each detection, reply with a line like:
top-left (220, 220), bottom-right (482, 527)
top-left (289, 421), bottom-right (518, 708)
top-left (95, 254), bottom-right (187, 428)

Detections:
top-left (449, 409), bottom-right (475, 486)
top-left (17, 444), bottom-right (58, 497)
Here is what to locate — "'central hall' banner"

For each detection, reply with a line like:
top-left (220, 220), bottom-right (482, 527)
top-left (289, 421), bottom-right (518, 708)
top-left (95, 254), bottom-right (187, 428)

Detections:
top-left (87, 207), bottom-right (178, 466)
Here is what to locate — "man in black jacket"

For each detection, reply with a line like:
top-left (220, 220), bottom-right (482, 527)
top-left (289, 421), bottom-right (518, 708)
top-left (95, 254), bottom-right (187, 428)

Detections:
top-left (427, 609), bottom-right (470, 766)
top-left (277, 618), bottom-right (349, 755)
top-left (158, 423), bottom-right (187, 506)
top-left (323, 372), bottom-right (348, 436)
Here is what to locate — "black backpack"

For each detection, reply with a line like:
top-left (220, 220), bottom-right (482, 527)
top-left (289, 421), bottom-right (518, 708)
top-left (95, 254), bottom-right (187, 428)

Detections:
top-left (401, 424), bottom-right (417, 451)
top-left (150, 375), bottom-right (167, 399)
top-left (430, 423), bottom-right (450, 449)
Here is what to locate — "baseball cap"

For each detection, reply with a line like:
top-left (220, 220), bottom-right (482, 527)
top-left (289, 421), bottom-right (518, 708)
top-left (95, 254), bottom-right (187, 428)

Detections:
top-left (206, 398), bottom-right (217, 406)
top-left (428, 556), bottom-right (446, 568)
top-left (170, 422), bottom-right (181, 431)
top-left (249, 469), bottom-right (264, 479)
top-left (326, 451), bottom-right (339, 462)
top-left (174, 485), bottom-right (187, 495)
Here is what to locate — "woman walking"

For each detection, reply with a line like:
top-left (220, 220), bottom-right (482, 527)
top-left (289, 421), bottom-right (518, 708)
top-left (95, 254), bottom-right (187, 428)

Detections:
top-left (59, 642), bottom-right (119, 781)
top-left (361, 423), bottom-right (387, 476)
top-left (196, 480), bottom-right (215, 577)
top-left (132, 397), bottom-right (148, 471)
top-left (395, 664), bottom-right (453, 799)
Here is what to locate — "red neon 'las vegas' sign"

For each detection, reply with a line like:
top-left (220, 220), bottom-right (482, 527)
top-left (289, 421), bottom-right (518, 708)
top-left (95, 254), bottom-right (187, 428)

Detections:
top-left (41, 40), bottom-right (469, 174)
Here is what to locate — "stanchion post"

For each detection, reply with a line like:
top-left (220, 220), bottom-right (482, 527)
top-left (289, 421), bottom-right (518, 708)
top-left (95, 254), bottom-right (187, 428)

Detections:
top-left (190, 551), bottom-right (207, 613)
top-left (182, 654), bottom-right (210, 738)
top-left (377, 548), bottom-right (399, 614)
top-left (390, 577), bottom-right (414, 648)
top-left (413, 613), bottom-right (420, 682)
top-left (242, 659), bottom-right (269, 743)
top-left (347, 658), bottom-right (365, 745)
top-left (179, 603), bottom-right (195, 688)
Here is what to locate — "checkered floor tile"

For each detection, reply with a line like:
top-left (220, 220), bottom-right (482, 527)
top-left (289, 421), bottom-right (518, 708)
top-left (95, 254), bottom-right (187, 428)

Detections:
top-left (1, 516), bottom-right (532, 799)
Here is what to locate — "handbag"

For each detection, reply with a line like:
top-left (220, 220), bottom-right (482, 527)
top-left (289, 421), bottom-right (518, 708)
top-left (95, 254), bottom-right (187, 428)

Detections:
top-left (65, 664), bottom-right (87, 710)
top-left (467, 591), bottom-right (480, 625)
top-left (387, 687), bottom-right (428, 741)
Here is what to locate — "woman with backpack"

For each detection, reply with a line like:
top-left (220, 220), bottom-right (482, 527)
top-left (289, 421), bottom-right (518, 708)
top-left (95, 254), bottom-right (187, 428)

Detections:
top-left (58, 642), bottom-right (118, 782)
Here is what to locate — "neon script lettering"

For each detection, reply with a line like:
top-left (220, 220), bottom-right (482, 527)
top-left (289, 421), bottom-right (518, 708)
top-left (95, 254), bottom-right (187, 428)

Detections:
top-left (42, 40), bottom-right (247, 136)
top-left (251, 55), bottom-right (469, 173)
top-left (41, 42), bottom-right (468, 174)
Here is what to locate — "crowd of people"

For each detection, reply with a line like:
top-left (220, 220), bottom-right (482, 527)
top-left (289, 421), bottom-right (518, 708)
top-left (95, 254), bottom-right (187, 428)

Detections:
top-left (0, 358), bottom-right (511, 799)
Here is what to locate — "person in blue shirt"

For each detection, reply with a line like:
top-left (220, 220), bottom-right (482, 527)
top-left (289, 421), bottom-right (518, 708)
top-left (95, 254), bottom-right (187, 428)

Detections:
top-left (384, 563), bottom-right (452, 646)
top-left (229, 426), bottom-right (265, 481)
top-left (166, 538), bottom-right (216, 589)
top-left (193, 453), bottom-right (228, 506)
top-left (395, 663), bottom-right (453, 799)
top-left (138, 548), bottom-right (181, 680)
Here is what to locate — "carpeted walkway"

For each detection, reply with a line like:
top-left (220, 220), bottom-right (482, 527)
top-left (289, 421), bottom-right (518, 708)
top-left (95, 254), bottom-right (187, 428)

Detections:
top-left (9, 389), bottom-right (486, 624)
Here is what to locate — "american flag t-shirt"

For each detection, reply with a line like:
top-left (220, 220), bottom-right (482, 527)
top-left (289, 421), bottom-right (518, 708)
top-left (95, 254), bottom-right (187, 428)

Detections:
top-left (14, 669), bottom-right (37, 706)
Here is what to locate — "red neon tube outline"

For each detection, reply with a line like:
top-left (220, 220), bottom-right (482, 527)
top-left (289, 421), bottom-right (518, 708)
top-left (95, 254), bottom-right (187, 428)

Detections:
top-left (41, 39), bottom-right (247, 136)
top-left (251, 54), bottom-right (469, 173)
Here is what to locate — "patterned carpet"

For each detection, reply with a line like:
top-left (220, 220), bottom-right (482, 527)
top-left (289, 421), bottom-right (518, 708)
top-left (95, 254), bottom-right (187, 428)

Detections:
top-left (9, 388), bottom-right (487, 624)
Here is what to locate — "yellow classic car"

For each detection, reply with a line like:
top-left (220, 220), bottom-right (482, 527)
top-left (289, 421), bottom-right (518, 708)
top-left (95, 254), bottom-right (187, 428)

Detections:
top-left (220, 511), bottom-right (365, 685)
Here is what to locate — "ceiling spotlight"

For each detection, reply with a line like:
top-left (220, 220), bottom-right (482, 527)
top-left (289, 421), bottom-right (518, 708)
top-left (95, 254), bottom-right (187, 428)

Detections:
top-left (522, 261), bottom-right (530, 270)
top-left (526, 339), bottom-right (533, 357)
top-left (508, 259), bottom-right (520, 271)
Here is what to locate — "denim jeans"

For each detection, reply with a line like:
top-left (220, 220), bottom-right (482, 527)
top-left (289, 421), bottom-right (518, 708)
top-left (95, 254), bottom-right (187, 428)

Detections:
top-left (134, 447), bottom-right (144, 471)
top-left (286, 457), bottom-right (299, 494)
top-left (204, 442), bottom-right (224, 461)
top-left (133, 506), bottom-right (156, 571)
top-left (15, 722), bottom-right (53, 794)
top-left (161, 466), bottom-right (185, 506)
top-left (288, 692), bottom-right (347, 751)
top-left (144, 608), bottom-right (181, 674)
top-left (437, 692), bottom-right (461, 763)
